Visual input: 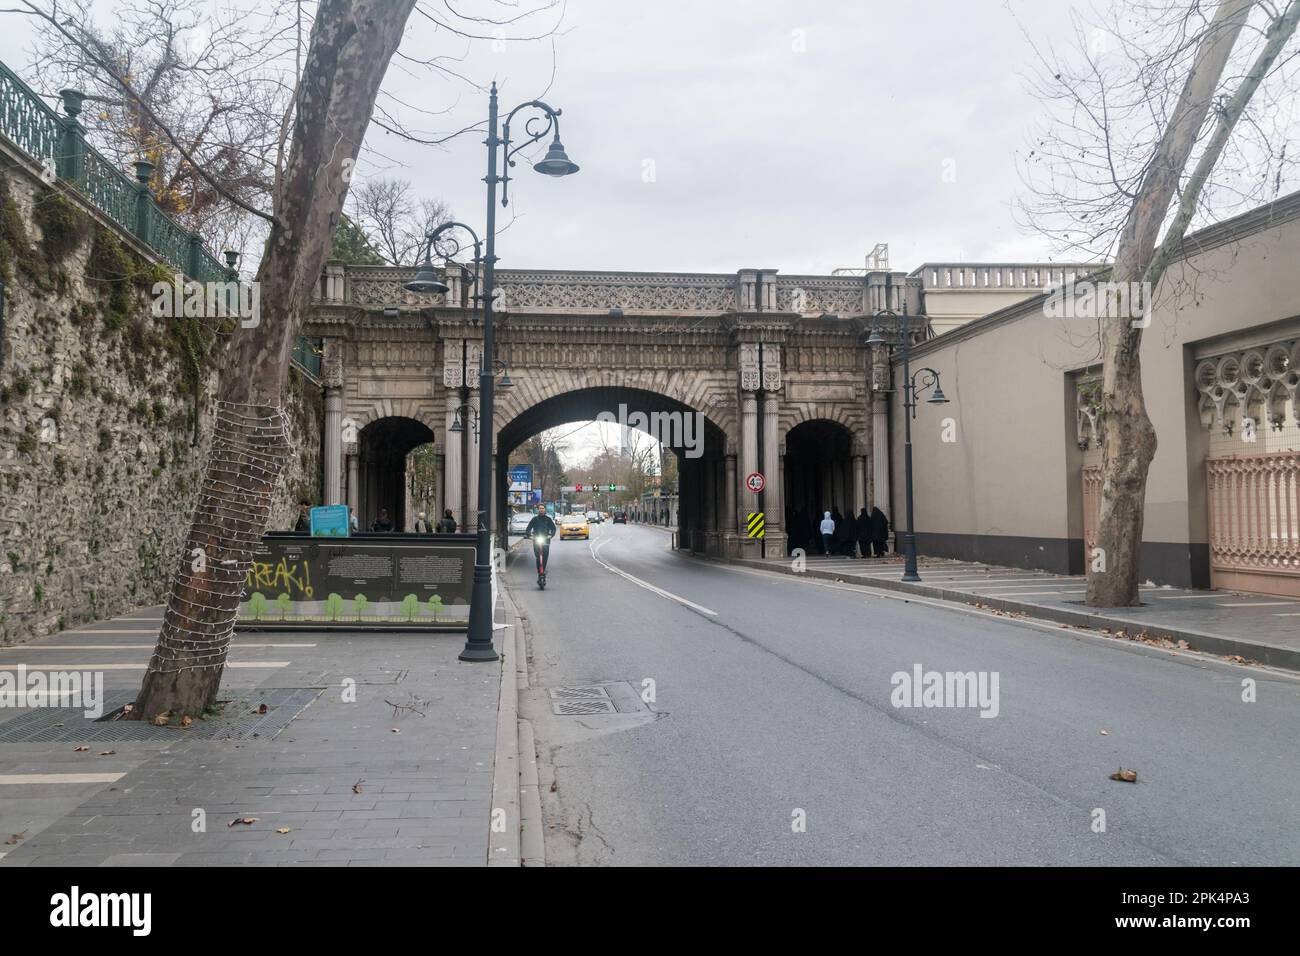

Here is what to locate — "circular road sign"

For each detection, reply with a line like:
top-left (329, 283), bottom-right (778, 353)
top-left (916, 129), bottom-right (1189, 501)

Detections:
top-left (745, 471), bottom-right (766, 494)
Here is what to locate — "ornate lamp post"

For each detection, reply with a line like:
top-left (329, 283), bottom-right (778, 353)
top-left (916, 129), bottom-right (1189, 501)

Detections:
top-left (406, 84), bottom-right (577, 663)
top-left (866, 304), bottom-right (949, 583)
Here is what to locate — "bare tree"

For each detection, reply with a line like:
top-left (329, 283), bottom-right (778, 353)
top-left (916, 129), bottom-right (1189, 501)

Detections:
top-left (27, 0), bottom-right (297, 259)
top-left (1020, 0), bottom-right (1300, 606)
top-left (349, 176), bottom-right (451, 265)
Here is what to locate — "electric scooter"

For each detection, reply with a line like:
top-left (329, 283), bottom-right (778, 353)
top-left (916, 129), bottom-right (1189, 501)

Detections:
top-left (534, 534), bottom-right (549, 589)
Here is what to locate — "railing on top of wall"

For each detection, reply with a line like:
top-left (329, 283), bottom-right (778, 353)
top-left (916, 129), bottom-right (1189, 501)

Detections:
top-left (0, 58), bottom-right (314, 372)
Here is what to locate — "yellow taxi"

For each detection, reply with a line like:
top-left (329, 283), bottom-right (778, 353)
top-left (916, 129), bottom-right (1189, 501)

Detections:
top-left (559, 513), bottom-right (590, 540)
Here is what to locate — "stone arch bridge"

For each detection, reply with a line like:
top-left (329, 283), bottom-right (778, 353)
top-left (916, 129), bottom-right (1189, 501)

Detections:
top-left (304, 261), bottom-right (1060, 557)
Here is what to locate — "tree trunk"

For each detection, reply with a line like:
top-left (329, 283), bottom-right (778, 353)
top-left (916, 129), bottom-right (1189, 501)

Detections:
top-left (134, 0), bottom-right (418, 718)
top-left (1086, 0), bottom-right (1253, 607)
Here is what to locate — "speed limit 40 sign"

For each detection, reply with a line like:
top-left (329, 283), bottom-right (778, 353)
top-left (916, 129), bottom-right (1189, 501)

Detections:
top-left (745, 472), bottom-right (766, 494)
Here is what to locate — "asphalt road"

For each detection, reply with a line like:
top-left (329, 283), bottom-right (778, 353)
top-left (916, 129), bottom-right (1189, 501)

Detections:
top-left (506, 523), bottom-right (1300, 866)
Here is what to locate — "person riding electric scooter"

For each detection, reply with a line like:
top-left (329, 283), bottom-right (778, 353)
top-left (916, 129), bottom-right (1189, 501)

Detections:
top-left (524, 505), bottom-right (558, 589)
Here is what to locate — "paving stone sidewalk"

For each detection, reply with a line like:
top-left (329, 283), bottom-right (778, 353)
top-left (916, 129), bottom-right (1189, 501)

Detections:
top-left (0, 607), bottom-right (504, 866)
top-left (727, 552), bottom-right (1300, 671)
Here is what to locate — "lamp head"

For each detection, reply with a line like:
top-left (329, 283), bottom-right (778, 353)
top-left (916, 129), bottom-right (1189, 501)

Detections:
top-left (928, 384), bottom-right (949, 405)
top-left (404, 261), bottom-right (449, 294)
top-left (534, 136), bottom-right (579, 177)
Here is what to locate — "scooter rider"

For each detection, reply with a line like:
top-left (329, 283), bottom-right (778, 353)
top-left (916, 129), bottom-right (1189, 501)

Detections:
top-left (524, 504), bottom-right (558, 575)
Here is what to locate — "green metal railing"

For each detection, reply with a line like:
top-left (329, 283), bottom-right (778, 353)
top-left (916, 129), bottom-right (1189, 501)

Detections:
top-left (0, 56), bottom-right (313, 371)
top-left (292, 336), bottom-right (323, 378)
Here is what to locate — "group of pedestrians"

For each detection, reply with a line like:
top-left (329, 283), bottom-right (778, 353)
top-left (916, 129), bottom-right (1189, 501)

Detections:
top-left (292, 500), bottom-right (461, 534)
top-left (789, 504), bottom-right (890, 558)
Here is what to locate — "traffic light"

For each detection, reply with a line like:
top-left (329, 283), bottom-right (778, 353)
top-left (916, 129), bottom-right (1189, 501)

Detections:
top-left (575, 483), bottom-right (584, 492)
top-left (608, 483), bottom-right (616, 492)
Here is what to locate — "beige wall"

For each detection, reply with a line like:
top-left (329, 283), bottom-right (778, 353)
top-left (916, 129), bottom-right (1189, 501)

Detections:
top-left (890, 194), bottom-right (1300, 585)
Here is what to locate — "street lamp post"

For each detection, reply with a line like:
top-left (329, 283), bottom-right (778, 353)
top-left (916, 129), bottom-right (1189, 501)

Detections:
top-left (406, 83), bottom-right (578, 663)
top-left (866, 305), bottom-right (949, 583)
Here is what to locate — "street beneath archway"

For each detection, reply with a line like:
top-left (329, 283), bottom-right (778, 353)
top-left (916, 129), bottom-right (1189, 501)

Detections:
top-left (510, 524), bottom-right (1299, 866)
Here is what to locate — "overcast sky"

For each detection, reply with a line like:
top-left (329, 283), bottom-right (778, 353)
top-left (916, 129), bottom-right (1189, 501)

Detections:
top-left (0, 0), bottom-right (1090, 276)
top-left (0, 0), bottom-right (1094, 465)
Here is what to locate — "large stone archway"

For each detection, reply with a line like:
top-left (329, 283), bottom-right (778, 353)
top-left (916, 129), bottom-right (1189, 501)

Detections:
top-left (495, 384), bottom-right (731, 553)
top-left (304, 263), bottom-right (934, 559)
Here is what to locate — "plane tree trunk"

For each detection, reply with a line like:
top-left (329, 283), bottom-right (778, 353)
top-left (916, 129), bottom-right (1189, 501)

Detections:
top-left (133, 0), bottom-right (418, 718)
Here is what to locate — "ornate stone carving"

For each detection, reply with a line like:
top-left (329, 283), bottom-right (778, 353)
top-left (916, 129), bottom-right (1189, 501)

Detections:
top-left (443, 339), bottom-right (464, 389)
top-left (1075, 378), bottom-right (1103, 450)
top-left (739, 342), bottom-right (760, 391)
top-left (775, 276), bottom-right (865, 316)
top-left (321, 339), bottom-right (344, 388)
top-left (761, 344), bottom-right (782, 391)
top-left (1195, 338), bottom-right (1300, 431)
top-left (466, 344), bottom-right (482, 389)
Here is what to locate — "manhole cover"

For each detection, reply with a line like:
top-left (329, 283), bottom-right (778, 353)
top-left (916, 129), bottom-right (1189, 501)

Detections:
top-left (552, 699), bottom-right (618, 716)
top-left (0, 687), bottom-right (321, 742)
top-left (548, 686), bottom-right (610, 700)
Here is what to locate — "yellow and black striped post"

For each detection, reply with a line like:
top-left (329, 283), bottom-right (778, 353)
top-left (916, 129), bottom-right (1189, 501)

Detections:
top-left (746, 512), bottom-right (765, 539)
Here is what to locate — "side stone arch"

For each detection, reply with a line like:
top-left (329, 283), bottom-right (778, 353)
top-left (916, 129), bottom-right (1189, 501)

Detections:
top-left (344, 397), bottom-right (443, 437)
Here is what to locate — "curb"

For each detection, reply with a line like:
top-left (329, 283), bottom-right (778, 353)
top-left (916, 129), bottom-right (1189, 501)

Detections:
top-left (721, 556), bottom-right (1300, 672)
top-left (487, 586), bottom-right (521, 867)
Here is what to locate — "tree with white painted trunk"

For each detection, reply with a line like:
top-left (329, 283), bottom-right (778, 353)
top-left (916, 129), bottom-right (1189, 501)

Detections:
top-left (1021, 0), bottom-right (1300, 606)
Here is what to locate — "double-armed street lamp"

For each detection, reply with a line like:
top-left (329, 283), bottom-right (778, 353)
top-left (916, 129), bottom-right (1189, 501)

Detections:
top-left (866, 303), bottom-right (949, 583)
top-left (405, 83), bottom-right (578, 663)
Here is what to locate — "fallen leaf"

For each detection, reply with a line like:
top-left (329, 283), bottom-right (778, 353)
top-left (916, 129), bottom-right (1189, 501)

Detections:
top-left (1109, 768), bottom-right (1138, 783)
top-left (227, 817), bottom-right (258, 827)
top-left (391, 727), bottom-right (401, 734)
top-left (4, 832), bottom-right (24, 845)
top-left (275, 827), bottom-right (291, 834)
top-left (152, 711), bottom-right (171, 726)
top-left (97, 750), bottom-right (116, 757)
top-left (549, 781), bottom-right (557, 792)
top-left (352, 782), bottom-right (364, 794)
top-left (73, 745), bottom-right (90, 752)
top-left (1099, 730), bottom-right (1110, 736)
top-left (256, 704), bottom-right (269, 715)
top-left (179, 715), bottom-right (193, 729)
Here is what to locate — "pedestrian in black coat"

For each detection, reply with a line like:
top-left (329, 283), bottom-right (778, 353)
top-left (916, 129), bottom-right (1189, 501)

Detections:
top-left (870, 506), bottom-right (890, 557)
top-left (855, 507), bottom-right (873, 558)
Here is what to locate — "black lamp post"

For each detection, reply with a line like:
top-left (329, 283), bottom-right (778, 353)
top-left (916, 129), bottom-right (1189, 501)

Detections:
top-left (406, 83), bottom-right (577, 663)
top-left (866, 304), bottom-right (949, 583)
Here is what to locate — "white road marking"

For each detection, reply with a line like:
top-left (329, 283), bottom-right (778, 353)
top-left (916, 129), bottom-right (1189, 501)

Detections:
top-left (0, 773), bottom-right (126, 785)
top-left (589, 536), bottom-right (718, 617)
top-left (60, 629), bottom-right (160, 635)
top-left (5, 661), bottom-right (290, 670)
top-left (1215, 601), bottom-right (1298, 608)
top-left (0, 643), bottom-right (314, 651)
top-left (1155, 594), bottom-right (1226, 600)
top-left (974, 591), bottom-right (1086, 598)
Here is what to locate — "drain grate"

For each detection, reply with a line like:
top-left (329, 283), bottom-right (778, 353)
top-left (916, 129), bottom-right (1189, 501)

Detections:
top-left (548, 686), bottom-right (611, 700)
top-left (552, 699), bottom-right (618, 715)
top-left (0, 687), bottom-right (321, 742)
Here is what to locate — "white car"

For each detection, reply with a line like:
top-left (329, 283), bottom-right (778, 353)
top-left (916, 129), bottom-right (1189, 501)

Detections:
top-left (585, 510), bottom-right (602, 524)
top-left (509, 512), bottom-right (533, 535)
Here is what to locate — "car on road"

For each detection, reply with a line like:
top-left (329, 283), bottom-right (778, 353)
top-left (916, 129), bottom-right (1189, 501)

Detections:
top-left (585, 510), bottom-right (602, 524)
top-left (559, 514), bottom-right (590, 540)
top-left (509, 511), bottom-right (532, 535)
top-left (612, 511), bottom-right (627, 524)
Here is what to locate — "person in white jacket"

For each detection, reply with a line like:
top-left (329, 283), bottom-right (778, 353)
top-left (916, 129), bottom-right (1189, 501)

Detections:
top-left (819, 511), bottom-right (835, 555)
